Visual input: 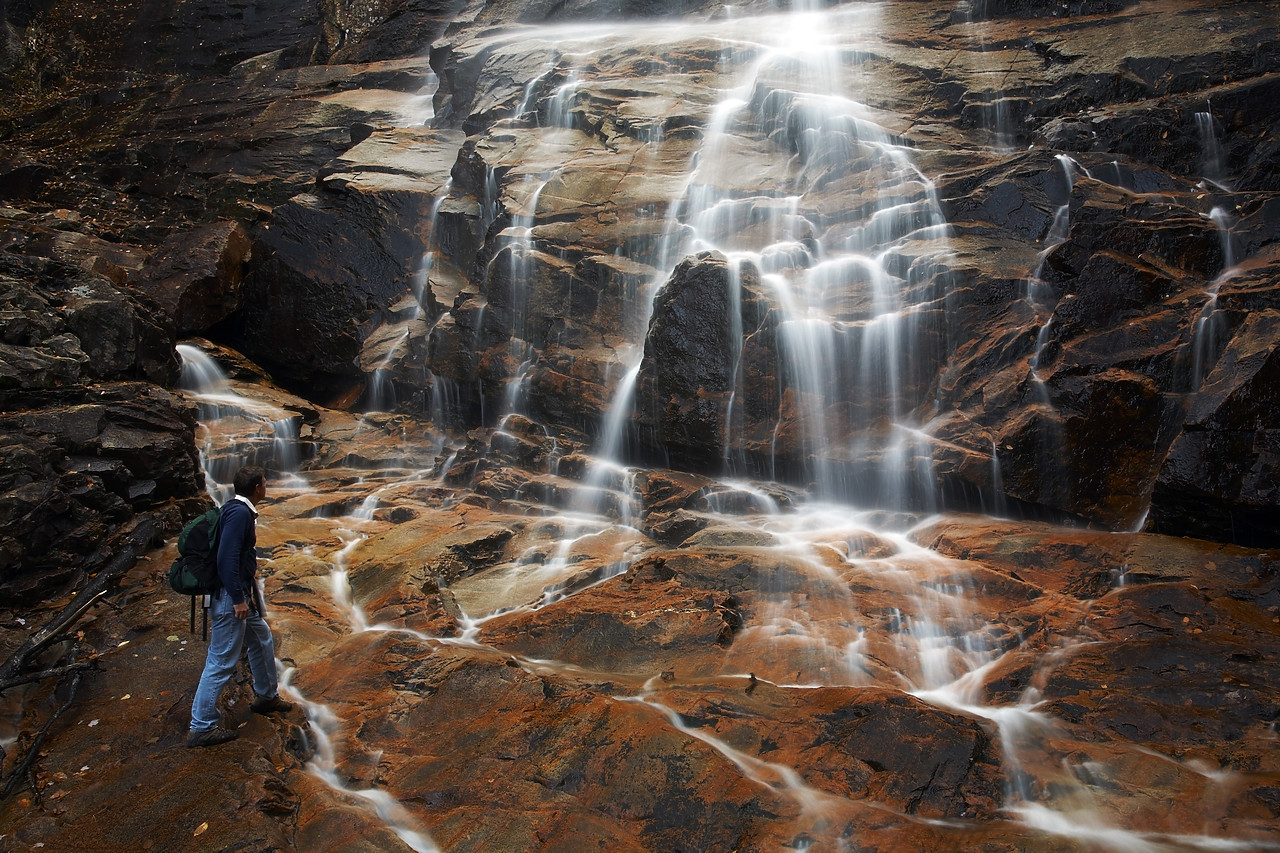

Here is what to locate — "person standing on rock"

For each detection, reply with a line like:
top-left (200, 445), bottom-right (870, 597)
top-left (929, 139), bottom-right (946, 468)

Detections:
top-left (187, 465), bottom-right (293, 748)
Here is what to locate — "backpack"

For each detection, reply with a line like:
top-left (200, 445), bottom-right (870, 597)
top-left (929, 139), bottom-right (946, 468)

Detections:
top-left (167, 506), bottom-right (224, 638)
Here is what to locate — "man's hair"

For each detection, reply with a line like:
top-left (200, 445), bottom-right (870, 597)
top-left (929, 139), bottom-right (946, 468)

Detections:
top-left (233, 465), bottom-right (266, 497)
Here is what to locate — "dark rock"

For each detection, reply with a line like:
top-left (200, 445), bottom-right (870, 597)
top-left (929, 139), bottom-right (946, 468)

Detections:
top-left (963, 0), bottom-right (1138, 20)
top-left (234, 186), bottom-right (438, 382)
top-left (0, 252), bottom-right (179, 387)
top-left (134, 220), bottom-right (253, 334)
top-left (635, 252), bottom-right (767, 468)
top-left (1151, 310), bottom-right (1280, 544)
top-left (1, 1), bottom-right (1279, 848)
top-left (645, 508), bottom-right (710, 546)
top-left (0, 338), bottom-right (86, 388)
top-left (0, 382), bottom-right (203, 602)
top-left (0, 151), bottom-right (55, 200)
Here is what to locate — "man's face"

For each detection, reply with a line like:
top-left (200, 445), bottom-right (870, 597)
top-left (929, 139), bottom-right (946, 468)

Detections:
top-left (252, 480), bottom-right (267, 504)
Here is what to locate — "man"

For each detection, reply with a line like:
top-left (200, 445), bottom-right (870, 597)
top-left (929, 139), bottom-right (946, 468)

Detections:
top-left (187, 465), bottom-right (293, 748)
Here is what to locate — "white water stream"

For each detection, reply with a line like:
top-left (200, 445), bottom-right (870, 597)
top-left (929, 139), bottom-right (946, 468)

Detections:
top-left (177, 344), bottom-right (306, 498)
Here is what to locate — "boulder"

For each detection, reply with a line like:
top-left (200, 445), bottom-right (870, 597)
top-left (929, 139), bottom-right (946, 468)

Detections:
top-left (634, 252), bottom-right (769, 468)
top-left (134, 220), bottom-right (253, 334)
top-left (235, 188), bottom-right (433, 382)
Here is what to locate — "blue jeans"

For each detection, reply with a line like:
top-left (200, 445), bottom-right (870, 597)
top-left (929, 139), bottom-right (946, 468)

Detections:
top-left (190, 586), bottom-right (280, 731)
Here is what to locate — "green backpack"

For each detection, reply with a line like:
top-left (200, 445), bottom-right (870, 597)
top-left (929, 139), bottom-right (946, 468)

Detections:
top-left (168, 506), bottom-right (224, 594)
top-left (167, 506), bottom-right (224, 637)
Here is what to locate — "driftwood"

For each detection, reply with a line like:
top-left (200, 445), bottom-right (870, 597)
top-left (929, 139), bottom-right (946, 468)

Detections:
top-left (0, 513), bottom-right (162, 796)
top-left (0, 513), bottom-right (162, 692)
top-left (0, 660), bottom-right (94, 692)
top-left (1, 654), bottom-right (86, 796)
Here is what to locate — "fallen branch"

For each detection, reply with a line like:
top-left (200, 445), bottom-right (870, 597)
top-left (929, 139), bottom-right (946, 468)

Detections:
top-left (0, 660), bottom-right (95, 693)
top-left (1, 660), bottom-right (85, 797)
top-left (0, 513), bottom-right (161, 693)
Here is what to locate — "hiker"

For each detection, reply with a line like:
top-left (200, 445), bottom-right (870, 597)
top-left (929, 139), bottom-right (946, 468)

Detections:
top-left (187, 465), bottom-right (293, 748)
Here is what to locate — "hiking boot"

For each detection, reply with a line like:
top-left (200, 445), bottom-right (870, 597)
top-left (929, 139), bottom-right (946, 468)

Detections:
top-left (187, 726), bottom-right (238, 748)
top-left (251, 694), bottom-right (294, 715)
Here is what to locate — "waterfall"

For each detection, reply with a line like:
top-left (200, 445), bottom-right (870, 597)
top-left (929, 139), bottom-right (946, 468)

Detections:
top-left (163, 6), bottom-right (1276, 853)
top-left (1209, 205), bottom-right (1238, 269)
top-left (176, 343), bottom-right (305, 492)
top-left (479, 165), bottom-right (500, 235)
top-left (362, 184), bottom-right (452, 414)
top-left (496, 178), bottom-right (547, 418)
top-left (516, 60), bottom-right (555, 120)
top-left (1195, 110), bottom-right (1231, 190)
top-left (545, 71), bottom-right (581, 129)
top-left (564, 8), bottom-right (956, 508)
top-left (1019, 153), bottom-right (1081, 509)
top-left (177, 344), bottom-right (231, 395)
top-left (1190, 207), bottom-right (1239, 391)
top-left (282, 671), bottom-right (440, 853)
top-left (957, 0), bottom-right (1017, 151)
top-left (395, 68), bottom-right (439, 128)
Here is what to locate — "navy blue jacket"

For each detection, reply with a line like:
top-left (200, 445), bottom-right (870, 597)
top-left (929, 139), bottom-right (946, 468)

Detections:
top-left (216, 496), bottom-right (258, 605)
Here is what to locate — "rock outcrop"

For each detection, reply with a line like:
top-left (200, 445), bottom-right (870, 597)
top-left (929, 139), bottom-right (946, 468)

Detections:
top-left (4, 0), bottom-right (1276, 538)
top-left (0, 245), bottom-right (203, 602)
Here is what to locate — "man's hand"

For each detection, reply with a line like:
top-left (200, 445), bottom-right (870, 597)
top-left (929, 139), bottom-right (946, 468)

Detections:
top-left (233, 600), bottom-right (249, 620)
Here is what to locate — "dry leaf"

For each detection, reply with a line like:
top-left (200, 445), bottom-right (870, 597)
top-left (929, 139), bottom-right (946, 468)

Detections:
top-left (193, 821), bottom-right (208, 837)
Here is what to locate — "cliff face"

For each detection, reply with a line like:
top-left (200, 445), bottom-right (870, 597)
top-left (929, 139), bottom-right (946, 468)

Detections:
top-left (2, 0), bottom-right (1278, 565)
top-left (1, 1), bottom-right (1279, 851)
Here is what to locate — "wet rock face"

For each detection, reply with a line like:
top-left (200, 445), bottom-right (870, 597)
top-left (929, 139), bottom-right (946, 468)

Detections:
top-left (5, 0), bottom-right (1278, 538)
top-left (406, 0), bottom-right (1279, 537)
top-left (967, 0), bottom-right (1138, 18)
top-left (1151, 307), bottom-right (1280, 544)
top-left (9, 437), bottom-right (1270, 852)
top-left (0, 1), bottom-right (1279, 849)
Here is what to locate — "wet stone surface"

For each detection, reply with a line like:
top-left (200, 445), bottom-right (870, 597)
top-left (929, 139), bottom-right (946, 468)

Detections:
top-left (1, 0), bottom-right (1279, 850)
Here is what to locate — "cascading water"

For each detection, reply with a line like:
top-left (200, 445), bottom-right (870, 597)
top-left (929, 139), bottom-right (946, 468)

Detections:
top-left (1018, 153), bottom-right (1081, 508)
top-left (1190, 207), bottom-right (1240, 391)
top-left (172, 5), bottom-right (1277, 853)
top-left (496, 179), bottom-right (548, 417)
top-left (1195, 110), bottom-right (1231, 191)
top-left (545, 71), bottom-right (581, 129)
top-left (283, 669), bottom-right (440, 853)
top-left (363, 185), bottom-right (453, 414)
top-left (176, 344), bottom-right (305, 493)
top-left (1028, 153), bottom-right (1082, 363)
top-left (955, 0), bottom-right (1017, 151)
top-left (396, 69), bottom-right (440, 128)
top-left (561, 9), bottom-right (958, 508)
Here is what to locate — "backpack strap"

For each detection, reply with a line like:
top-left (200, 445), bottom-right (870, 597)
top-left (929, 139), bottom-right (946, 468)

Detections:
top-left (189, 594), bottom-right (212, 641)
